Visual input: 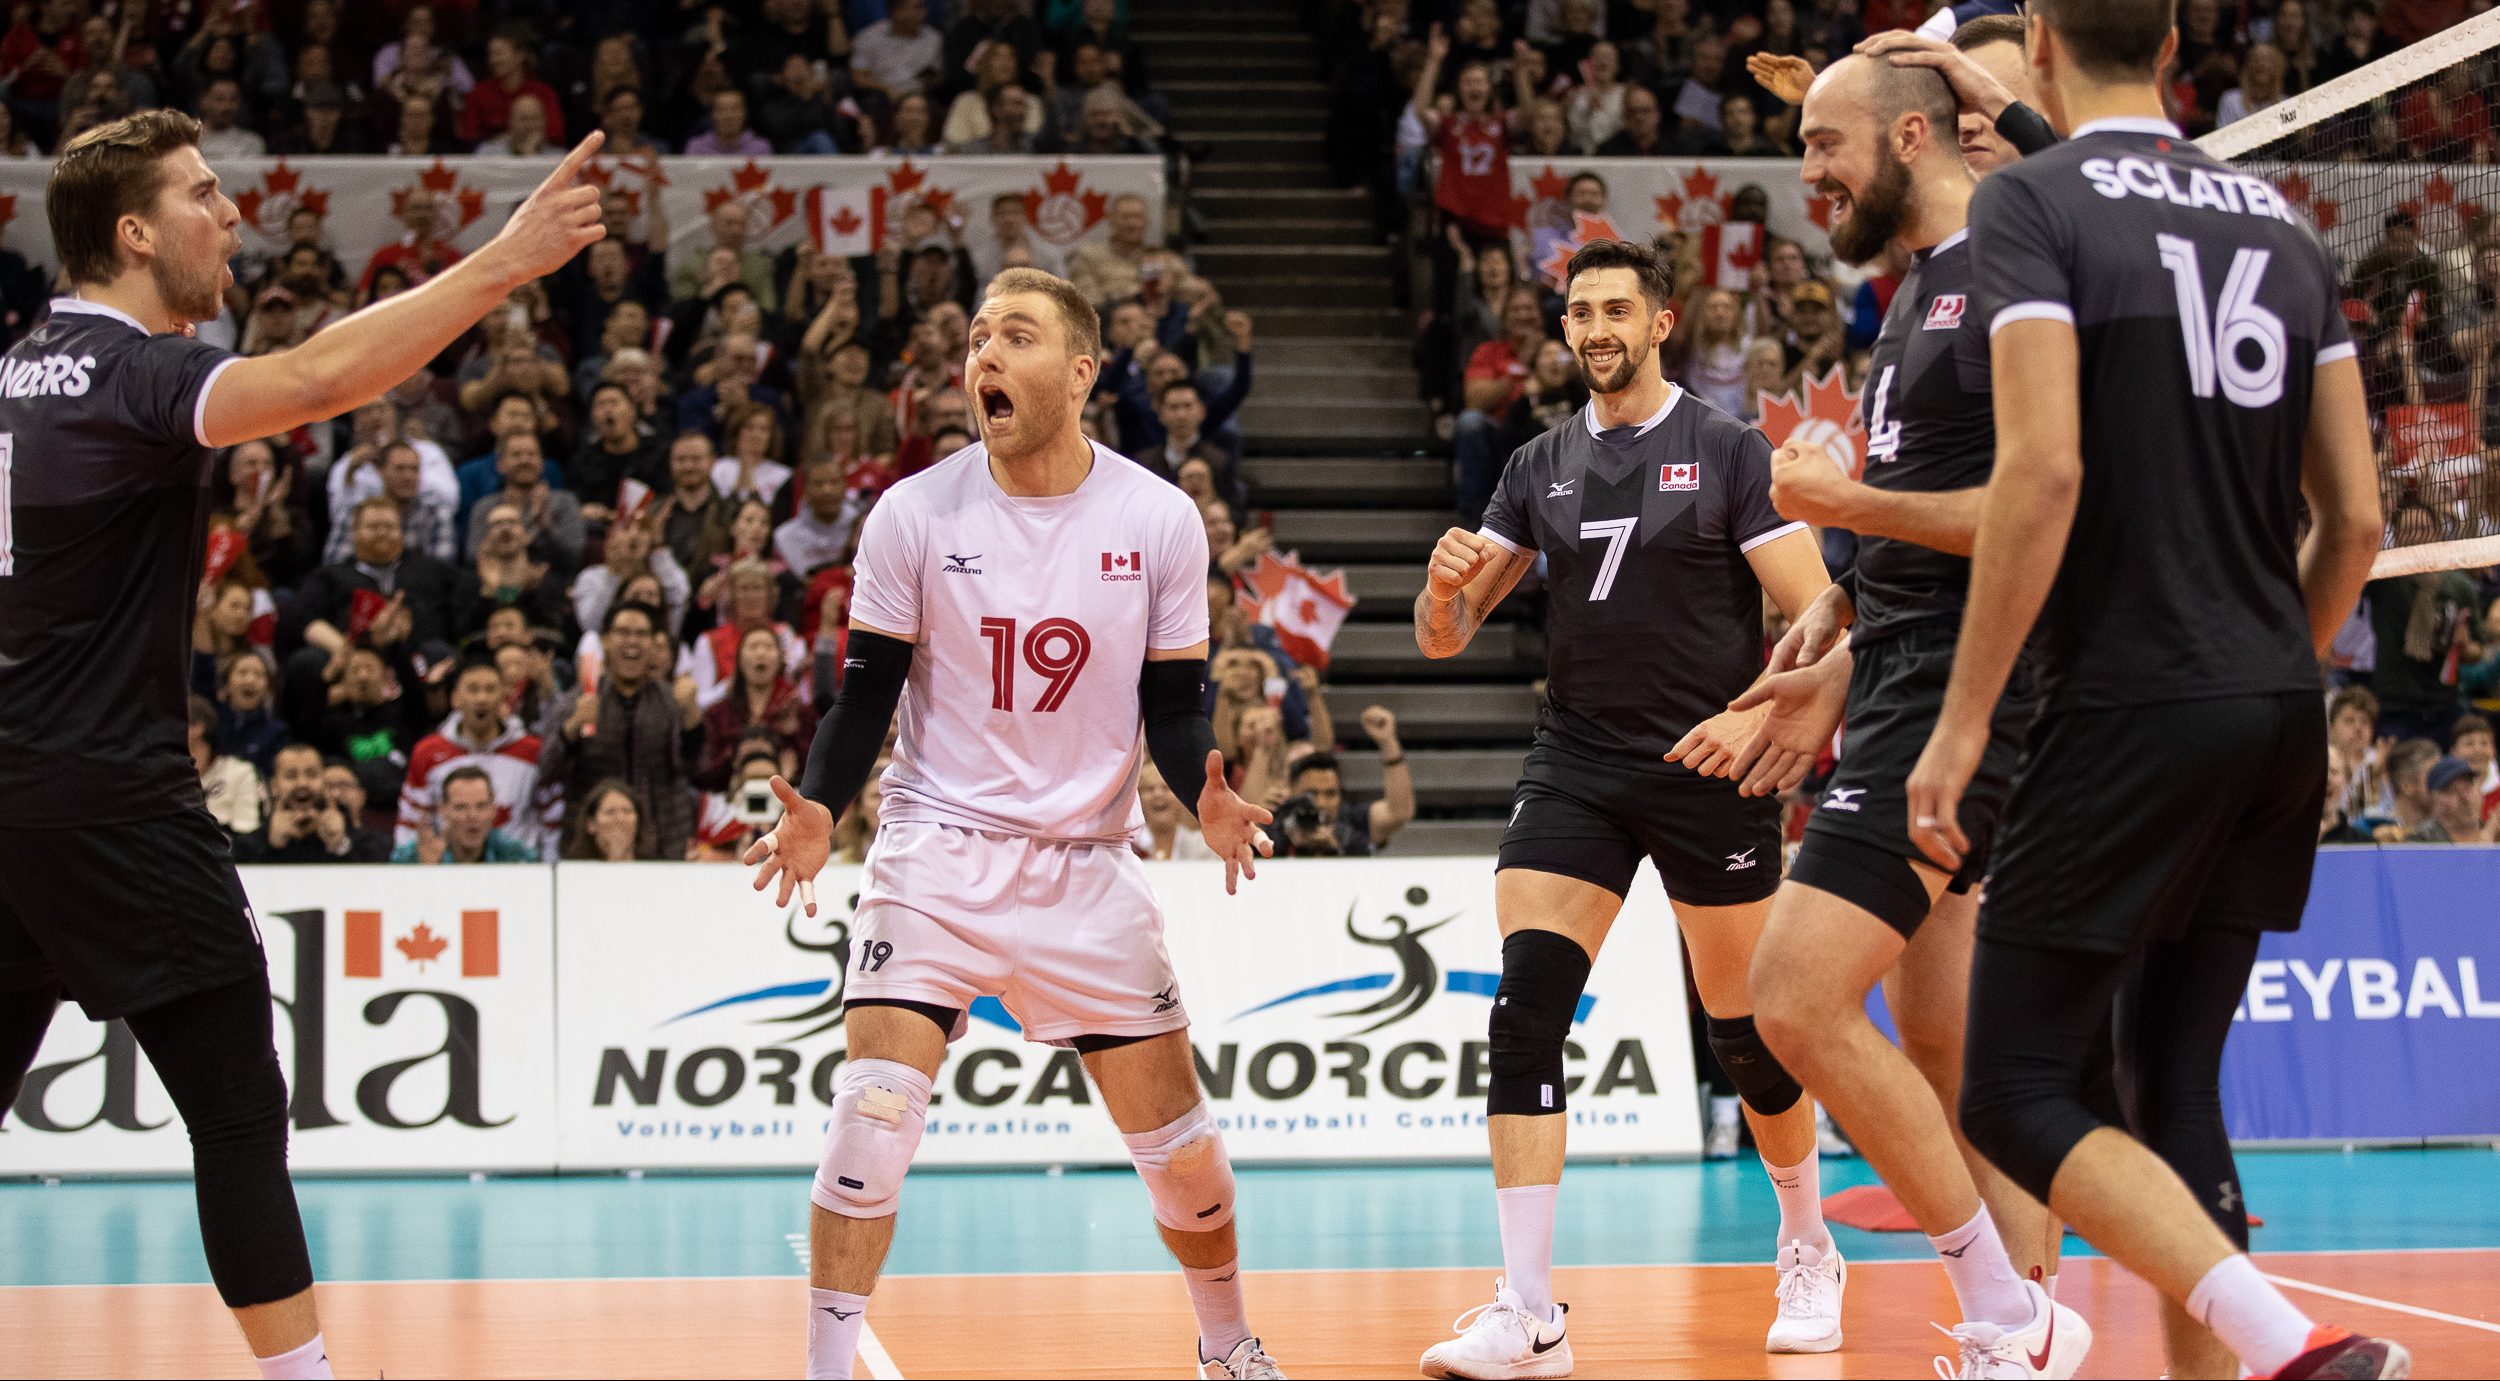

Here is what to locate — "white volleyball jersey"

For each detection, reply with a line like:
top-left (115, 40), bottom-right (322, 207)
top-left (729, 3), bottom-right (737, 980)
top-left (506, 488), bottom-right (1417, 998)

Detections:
top-left (848, 442), bottom-right (1211, 844)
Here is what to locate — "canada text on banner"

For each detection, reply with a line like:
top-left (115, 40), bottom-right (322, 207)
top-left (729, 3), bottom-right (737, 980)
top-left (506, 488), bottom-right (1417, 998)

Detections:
top-left (0, 865), bottom-right (558, 1176)
top-left (0, 155), bottom-right (1162, 288)
top-left (552, 858), bottom-right (1700, 1170)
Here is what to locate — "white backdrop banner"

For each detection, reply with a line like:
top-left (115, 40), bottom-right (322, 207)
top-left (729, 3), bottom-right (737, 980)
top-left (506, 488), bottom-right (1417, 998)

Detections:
top-left (1508, 156), bottom-right (1837, 289)
top-left (0, 866), bottom-right (557, 1175)
top-left (553, 858), bottom-right (1699, 1170)
top-left (0, 154), bottom-right (1164, 282)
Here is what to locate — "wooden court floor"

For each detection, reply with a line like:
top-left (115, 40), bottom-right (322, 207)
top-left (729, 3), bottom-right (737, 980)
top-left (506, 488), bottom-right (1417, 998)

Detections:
top-left (6, 1251), bottom-right (2494, 1378)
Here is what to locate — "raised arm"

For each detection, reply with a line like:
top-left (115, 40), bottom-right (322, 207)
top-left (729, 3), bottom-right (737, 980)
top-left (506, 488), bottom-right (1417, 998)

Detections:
top-left (199, 134), bottom-right (607, 448)
top-left (1415, 527), bottom-right (1535, 658)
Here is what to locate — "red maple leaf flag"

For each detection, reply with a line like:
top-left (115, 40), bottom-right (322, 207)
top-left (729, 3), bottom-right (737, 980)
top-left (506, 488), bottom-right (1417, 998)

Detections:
top-left (1756, 366), bottom-right (1870, 479)
top-left (1237, 552), bottom-right (1355, 671)
top-left (395, 922), bottom-right (449, 969)
top-left (1704, 221), bottom-right (1762, 292)
top-left (806, 185), bottom-right (878, 256)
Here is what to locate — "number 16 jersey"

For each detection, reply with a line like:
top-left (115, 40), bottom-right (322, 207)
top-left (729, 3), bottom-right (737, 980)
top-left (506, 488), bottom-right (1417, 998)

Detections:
top-left (847, 442), bottom-right (1210, 845)
top-left (1479, 388), bottom-right (1803, 761)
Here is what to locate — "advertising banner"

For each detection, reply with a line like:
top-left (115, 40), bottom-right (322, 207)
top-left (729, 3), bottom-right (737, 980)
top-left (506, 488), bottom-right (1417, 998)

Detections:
top-left (553, 858), bottom-right (1700, 1170)
top-left (0, 867), bottom-right (557, 1175)
top-left (2222, 846), bottom-right (2500, 1142)
top-left (0, 155), bottom-right (1163, 284)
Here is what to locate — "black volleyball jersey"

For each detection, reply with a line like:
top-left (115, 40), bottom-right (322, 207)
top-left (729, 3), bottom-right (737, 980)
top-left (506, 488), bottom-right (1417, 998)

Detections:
top-left (1968, 117), bottom-right (2353, 713)
top-left (1851, 228), bottom-right (1997, 646)
top-left (1479, 387), bottom-right (1806, 760)
top-left (0, 298), bottom-right (241, 825)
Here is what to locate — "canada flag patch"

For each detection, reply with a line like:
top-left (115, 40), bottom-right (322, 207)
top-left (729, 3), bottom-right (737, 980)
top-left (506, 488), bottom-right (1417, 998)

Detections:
top-left (1660, 463), bottom-right (1700, 491)
top-left (1923, 293), bottom-right (1967, 330)
top-left (1101, 550), bottom-right (1144, 582)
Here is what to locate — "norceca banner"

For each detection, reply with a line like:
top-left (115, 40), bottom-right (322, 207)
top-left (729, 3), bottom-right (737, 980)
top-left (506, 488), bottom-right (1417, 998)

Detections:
top-left (0, 866), bottom-right (557, 1176)
top-left (554, 858), bottom-right (1700, 1169)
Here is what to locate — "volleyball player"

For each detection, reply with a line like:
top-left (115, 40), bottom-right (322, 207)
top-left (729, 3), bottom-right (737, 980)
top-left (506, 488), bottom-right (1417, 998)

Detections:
top-left (0, 113), bottom-right (605, 1378)
top-left (1413, 239), bottom-right (1845, 1375)
top-left (1905, 3), bottom-right (2405, 1375)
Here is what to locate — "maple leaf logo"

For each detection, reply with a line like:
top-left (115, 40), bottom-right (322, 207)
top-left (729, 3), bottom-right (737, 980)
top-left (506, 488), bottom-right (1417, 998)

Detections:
top-left (1021, 161), bottom-right (1110, 246)
top-left (1528, 164), bottom-right (1572, 203)
top-left (702, 159), bottom-right (801, 238)
top-left (581, 155), bottom-right (669, 220)
top-left (390, 160), bottom-right (487, 233)
top-left (828, 204), bottom-right (863, 237)
top-left (395, 922), bottom-right (449, 969)
top-left (2271, 172), bottom-right (2339, 233)
top-left (233, 160), bottom-right (332, 241)
top-left (883, 159), bottom-right (956, 222)
top-left (2398, 168), bottom-right (2485, 244)
top-left (1656, 164), bottom-right (1730, 231)
top-left (1805, 188), bottom-right (1837, 232)
top-left (1756, 367), bottom-right (1869, 478)
top-left (1540, 210), bottom-right (1626, 290)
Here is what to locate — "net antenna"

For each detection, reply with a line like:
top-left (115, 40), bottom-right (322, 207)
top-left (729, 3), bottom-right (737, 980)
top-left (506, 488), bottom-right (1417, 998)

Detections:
top-left (2203, 7), bottom-right (2500, 577)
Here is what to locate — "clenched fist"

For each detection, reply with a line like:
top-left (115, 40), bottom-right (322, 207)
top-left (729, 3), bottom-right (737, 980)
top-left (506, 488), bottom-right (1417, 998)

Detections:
top-left (1426, 527), bottom-right (1503, 600)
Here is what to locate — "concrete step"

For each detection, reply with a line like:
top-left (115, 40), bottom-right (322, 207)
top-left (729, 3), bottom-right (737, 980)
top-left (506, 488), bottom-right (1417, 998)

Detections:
top-left (1223, 275), bottom-right (1396, 309)
top-left (1201, 215), bottom-right (1373, 245)
top-left (1328, 621), bottom-right (1533, 680)
top-left (1318, 683), bottom-right (1541, 744)
top-left (1269, 507), bottom-right (1451, 564)
top-left (1337, 747), bottom-right (1529, 810)
top-left (1239, 396), bottom-right (1433, 449)
top-left (1232, 305), bottom-right (1410, 339)
top-left (1255, 336), bottom-right (1417, 371)
top-left (1191, 129), bottom-right (1329, 163)
top-left (1190, 161), bottom-right (1338, 190)
top-left (1377, 818), bottom-right (1512, 856)
top-left (1155, 51), bottom-right (1317, 80)
top-left (1191, 242), bottom-right (1394, 279)
top-left (1334, 561), bottom-right (1463, 609)
top-left (1161, 79), bottom-right (1331, 102)
top-left (1244, 455), bottom-right (1442, 505)
top-left (1177, 104), bottom-right (1332, 133)
top-left (1134, 32), bottom-right (1315, 55)
top-left (1244, 363), bottom-right (1415, 405)
top-left (1191, 186), bottom-right (1368, 220)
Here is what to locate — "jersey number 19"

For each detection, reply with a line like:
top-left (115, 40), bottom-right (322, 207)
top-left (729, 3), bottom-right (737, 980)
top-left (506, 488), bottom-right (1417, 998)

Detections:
top-left (979, 616), bottom-right (1092, 712)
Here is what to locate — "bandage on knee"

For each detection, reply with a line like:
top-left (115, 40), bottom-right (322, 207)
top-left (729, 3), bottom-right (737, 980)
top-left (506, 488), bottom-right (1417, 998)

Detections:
top-left (1487, 929), bottom-right (1591, 1117)
top-left (812, 1059), bottom-right (932, 1219)
top-left (1706, 1013), bottom-right (1804, 1117)
top-left (1123, 1102), bottom-right (1236, 1233)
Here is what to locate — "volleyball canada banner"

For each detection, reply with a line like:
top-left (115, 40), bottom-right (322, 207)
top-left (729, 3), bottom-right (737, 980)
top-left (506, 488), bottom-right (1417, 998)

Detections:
top-left (0, 154), bottom-right (1164, 283)
top-left (0, 858), bottom-right (1701, 1175)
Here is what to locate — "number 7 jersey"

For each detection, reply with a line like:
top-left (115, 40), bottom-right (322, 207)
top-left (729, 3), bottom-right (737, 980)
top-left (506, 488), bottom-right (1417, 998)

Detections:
top-left (1968, 116), bottom-right (2354, 714)
top-left (847, 442), bottom-right (1211, 845)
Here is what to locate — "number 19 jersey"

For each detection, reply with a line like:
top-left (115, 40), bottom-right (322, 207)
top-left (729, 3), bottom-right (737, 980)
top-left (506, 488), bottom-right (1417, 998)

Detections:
top-left (847, 442), bottom-right (1210, 845)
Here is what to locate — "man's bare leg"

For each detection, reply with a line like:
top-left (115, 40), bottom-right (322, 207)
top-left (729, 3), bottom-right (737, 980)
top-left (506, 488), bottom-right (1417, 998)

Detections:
top-left (1674, 896), bottom-right (1820, 1175)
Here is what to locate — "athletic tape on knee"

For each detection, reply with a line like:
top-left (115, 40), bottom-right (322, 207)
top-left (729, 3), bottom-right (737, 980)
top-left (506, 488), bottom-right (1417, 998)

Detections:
top-left (812, 1059), bottom-right (932, 1219)
top-left (1122, 1101), bottom-right (1236, 1233)
top-left (1705, 1013), bottom-right (1804, 1117)
top-left (1488, 929), bottom-right (1591, 1117)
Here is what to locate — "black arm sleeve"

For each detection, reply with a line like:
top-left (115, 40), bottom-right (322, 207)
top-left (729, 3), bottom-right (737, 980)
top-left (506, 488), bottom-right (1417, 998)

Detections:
top-left (1141, 657), bottom-right (1219, 823)
top-left (1995, 102), bottom-right (2059, 158)
top-left (797, 629), bottom-right (914, 812)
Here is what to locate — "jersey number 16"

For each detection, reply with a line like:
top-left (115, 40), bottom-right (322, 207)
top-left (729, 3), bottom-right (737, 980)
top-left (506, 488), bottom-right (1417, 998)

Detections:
top-left (979, 616), bottom-right (1092, 712)
top-left (2158, 234), bottom-right (2287, 408)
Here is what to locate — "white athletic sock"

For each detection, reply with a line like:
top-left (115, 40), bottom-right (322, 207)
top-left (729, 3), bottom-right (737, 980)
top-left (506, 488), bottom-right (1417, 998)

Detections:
top-left (1763, 1147), bottom-right (1831, 1251)
top-left (2186, 1254), bottom-right (2317, 1374)
top-left (2045, 1271), bottom-right (2060, 1301)
top-left (1926, 1205), bottom-right (2032, 1327)
top-left (807, 1287), bottom-right (871, 1380)
top-left (1494, 1183), bottom-right (1560, 1320)
top-left (252, 1334), bottom-right (332, 1380)
top-left (1183, 1260), bottom-right (1253, 1362)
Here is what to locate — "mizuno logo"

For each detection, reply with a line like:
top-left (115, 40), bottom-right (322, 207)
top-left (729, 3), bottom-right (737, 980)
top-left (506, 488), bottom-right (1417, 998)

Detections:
top-left (1824, 787), bottom-right (1864, 813)
top-left (1938, 1244), bottom-right (1970, 1258)
top-left (942, 552), bottom-right (984, 575)
top-left (1547, 480), bottom-right (1574, 498)
top-left (1152, 986), bottom-right (1180, 1014)
top-left (821, 1307), bottom-right (861, 1321)
top-left (1725, 848), bottom-right (1758, 871)
top-left (1211, 1271), bottom-right (1236, 1281)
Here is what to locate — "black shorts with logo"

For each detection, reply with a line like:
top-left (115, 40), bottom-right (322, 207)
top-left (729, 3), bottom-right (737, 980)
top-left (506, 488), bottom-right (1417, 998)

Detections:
top-left (1981, 692), bottom-right (2325, 956)
top-left (0, 808), bottom-right (266, 1019)
top-left (1789, 625), bottom-right (2037, 937)
top-left (1498, 741), bottom-right (1782, 907)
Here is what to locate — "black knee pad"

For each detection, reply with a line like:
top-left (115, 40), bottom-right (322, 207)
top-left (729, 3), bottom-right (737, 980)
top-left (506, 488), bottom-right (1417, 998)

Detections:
top-left (1487, 929), bottom-right (1590, 1116)
top-left (1705, 1013), bottom-right (1803, 1117)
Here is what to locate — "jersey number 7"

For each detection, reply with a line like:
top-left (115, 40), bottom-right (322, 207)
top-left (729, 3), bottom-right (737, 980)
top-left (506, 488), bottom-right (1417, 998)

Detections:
top-left (979, 616), bottom-right (1092, 712)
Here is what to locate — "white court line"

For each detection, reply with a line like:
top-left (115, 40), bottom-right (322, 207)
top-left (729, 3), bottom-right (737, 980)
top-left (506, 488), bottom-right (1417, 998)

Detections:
top-left (855, 1322), bottom-right (904, 1379)
top-left (2263, 1273), bottom-right (2500, 1336)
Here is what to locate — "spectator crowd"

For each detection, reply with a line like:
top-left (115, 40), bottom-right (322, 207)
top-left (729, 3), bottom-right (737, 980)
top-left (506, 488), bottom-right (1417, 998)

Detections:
top-left (20, 0), bottom-right (1428, 866)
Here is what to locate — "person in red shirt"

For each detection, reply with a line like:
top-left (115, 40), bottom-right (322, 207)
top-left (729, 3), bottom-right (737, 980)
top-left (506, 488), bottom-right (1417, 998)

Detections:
top-left (1411, 24), bottom-right (1514, 245)
top-left (457, 27), bottom-right (566, 147)
top-left (0, 0), bottom-right (88, 137)
top-left (360, 186), bottom-right (466, 293)
top-left (1453, 287), bottom-right (1551, 527)
top-left (2399, 63), bottom-right (2490, 162)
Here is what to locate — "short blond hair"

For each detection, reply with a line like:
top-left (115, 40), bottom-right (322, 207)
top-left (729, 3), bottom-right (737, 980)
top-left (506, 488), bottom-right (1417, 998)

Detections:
top-left (982, 267), bottom-right (1102, 360)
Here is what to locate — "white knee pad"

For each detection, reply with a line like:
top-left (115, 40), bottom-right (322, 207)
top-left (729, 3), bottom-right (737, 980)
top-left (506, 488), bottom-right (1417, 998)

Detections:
top-left (811, 1059), bottom-right (931, 1219)
top-left (1122, 1101), bottom-right (1235, 1233)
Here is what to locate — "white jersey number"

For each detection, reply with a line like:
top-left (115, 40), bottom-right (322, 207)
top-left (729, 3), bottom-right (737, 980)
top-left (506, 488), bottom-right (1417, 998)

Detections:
top-left (978, 615), bottom-right (1093, 712)
top-left (1864, 364), bottom-right (1901, 463)
top-left (2158, 233), bottom-right (2287, 408)
top-left (1580, 517), bottom-right (1639, 601)
top-left (0, 433), bottom-right (14, 577)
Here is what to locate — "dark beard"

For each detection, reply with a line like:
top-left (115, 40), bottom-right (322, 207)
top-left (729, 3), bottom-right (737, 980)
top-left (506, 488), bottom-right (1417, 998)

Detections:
top-left (1826, 150), bottom-right (1916, 267)
top-left (151, 251), bottom-right (224, 325)
top-left (1576, 339), bottom-right (1648, 394)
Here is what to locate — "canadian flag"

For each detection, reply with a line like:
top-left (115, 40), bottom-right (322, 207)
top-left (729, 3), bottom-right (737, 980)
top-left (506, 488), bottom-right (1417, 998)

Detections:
top-left (806, 185), bottom-right (881, 257)
top-left (1701, 220), bottom-right (1763, 292)
top-left (1102, 550), bottom-right (1141, 572)
top-left (1238, 551), bottom-right (1355, 672)
top-left (616, 478), bottom-right (657, 525)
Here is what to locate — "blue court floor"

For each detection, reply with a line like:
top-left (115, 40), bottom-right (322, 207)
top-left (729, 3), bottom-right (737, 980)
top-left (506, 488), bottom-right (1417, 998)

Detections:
top-left (5, 1146), bottom-right (2496, 1288)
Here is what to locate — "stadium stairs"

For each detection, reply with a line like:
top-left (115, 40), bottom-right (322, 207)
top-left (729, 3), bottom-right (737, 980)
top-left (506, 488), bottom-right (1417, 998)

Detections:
top-left (1141, 6), bottom-right (1538, 855)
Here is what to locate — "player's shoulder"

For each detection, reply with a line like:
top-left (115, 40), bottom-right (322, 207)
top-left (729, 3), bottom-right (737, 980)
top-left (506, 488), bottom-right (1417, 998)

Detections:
top-left (872, 443), bottom-right (985, 517)
top-left (1665, 386), bottom-right (1764, 455)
